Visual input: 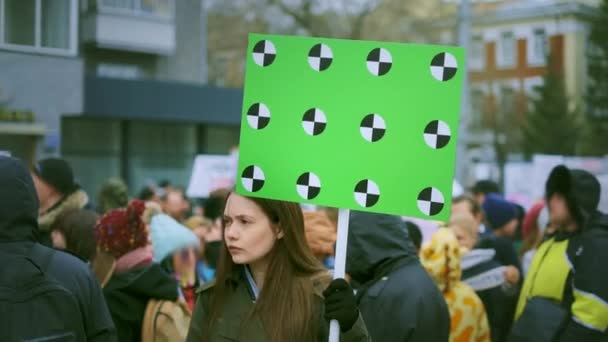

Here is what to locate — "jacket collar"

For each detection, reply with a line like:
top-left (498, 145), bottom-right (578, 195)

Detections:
top-left (38, 189), bottom-right (89, 231)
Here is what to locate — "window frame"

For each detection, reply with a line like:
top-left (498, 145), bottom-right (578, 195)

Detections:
top-left (498, 31), bottom-right (516, 69)
top-left (529, 28), bottom-right (548, 66)
top-left (470, 34), bottom-right (485, 70)
top-left (0, 0), bottom-right (78, 57)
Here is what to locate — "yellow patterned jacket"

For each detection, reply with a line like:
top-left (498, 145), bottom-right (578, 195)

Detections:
top-left (422, 228), bottom-right (491, 342)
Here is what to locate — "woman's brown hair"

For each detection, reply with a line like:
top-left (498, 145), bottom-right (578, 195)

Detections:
top-left (204, 193), bottom-right (328, 342)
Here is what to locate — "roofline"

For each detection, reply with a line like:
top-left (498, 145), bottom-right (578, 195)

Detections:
top-left (427, 2), bottom-right (596, 29)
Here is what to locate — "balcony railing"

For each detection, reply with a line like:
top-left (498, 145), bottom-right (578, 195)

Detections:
top-left (96, 0), bottom-right (174, 20)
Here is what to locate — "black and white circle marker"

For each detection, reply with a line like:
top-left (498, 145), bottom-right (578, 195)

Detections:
top-left (417, 187), bottom-right (445, 216)
top-left (241, 165), bottom-right (265, 193)
top-left (430, 52), bottom-right (458, 81)
top-left (302, 108), bottom-right (327, 136)
top-left (366, 48), bottom-right (392, 76)
top-left (424, 120), bottom-right (451, 149)
top-left (247, 103), bottom-right (271, 130)
top-left (354, 179), bottom-right (380, 208)
top-left (308, 44), bottom-right (333, 72)
top-left (296, 172), bottom-right (321, 200)
top-left (252, 40), bottom-right (276, 67)
top-left (360, 114), bottom-right (386, 142)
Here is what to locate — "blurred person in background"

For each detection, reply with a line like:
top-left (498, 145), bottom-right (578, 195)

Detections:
top-left (95, 200), bottom-right (179, 342)
top-left (512, 165), bottom-right (608, 341)
top-left (184, 215), bottom-right (217, 282)
top-left (150, 213), bottom-right (200, 312)
top-left (346, 212), bottom-right (450, 341)
top-left (31, 157), bottom-right (90, 246)
top-left (519, 201), bottom-right (550, 276)
top-left (479, 193), bottom-right (522, 277)
top-left (452, 195), bottom-right (489, 238)
top-left (421, 227), bottom-right (491, 342)
top-left (451, 213), bottom-right (517, 342)
top-left (200, 188), bottom-right (230, 267)
top-left (303, 209), bottom-right (337, 269)
top-left (162, 187), bottom-right (191, 223)
top-left (471, 180), bottom-right (500, 206)
top-left (1, 156), bottom-right (116, 341)
top-left (512, 204), bottom-right (527, 254)
top-left (138, 182), bottom-right (160, 203)
top-left (97, 178), bottom-right (129, 215)
top-left (51, 209), bottom-right (98, 263)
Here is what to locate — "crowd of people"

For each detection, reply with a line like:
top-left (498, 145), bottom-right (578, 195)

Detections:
top-left (1, 154), bottom-right (607, 342)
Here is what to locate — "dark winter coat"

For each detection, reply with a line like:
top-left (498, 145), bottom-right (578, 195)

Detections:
top-left (0, 156), bottom-right (116, 341)
top-left (477, 235), bottom-right (522, 273)
top-left (103, 263), bottom-right (179, 342)
top-left (38, 188), bottom-right (90, 246)
top-left (186, 266), bottom-right (369, 342)
top-left (346, 212), bottom-right (451, 342)
top-left (514, 166), bottom-right (608, 341)
top-left (461, 249), bottom-right (517, 342)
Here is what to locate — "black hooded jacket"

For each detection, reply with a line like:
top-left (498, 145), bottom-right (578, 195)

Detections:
top-left (0, 156), bottom-right (116, 341)
top-left (516, 165), bottom-right (608, 341)
top-left (103, 264), bottom-right (179, 341)
top-left (346, 212), bottom-right (450, 342)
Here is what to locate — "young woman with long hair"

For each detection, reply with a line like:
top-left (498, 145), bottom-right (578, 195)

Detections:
top-left (186, 193), bottom-right (369, 342)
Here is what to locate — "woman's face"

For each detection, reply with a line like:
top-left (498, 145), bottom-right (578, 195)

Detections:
top-left (452, 225), bottom-right (475, 251)
top-left (223, 194), bottom-right (282, 265)
top-left (172, 248), bottom-right (197, 275)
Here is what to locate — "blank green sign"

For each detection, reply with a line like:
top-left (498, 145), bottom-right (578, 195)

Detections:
top-left (236, 34), bottom-right (464, 221)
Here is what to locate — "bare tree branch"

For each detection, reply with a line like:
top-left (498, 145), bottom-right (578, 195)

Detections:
top-left (268, 0), bottom-right (315, 35)
top-left (348, 1), bottom-right (376, 39)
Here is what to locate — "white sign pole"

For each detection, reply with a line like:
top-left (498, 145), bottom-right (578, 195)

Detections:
top-left (329, 208), bottom-right (350, 342)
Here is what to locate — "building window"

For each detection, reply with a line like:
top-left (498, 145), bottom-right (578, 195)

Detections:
top-left (97, 0), bottom-right (174, 19)
top-left (470, 35), bottom-right (484, 69)
top-left (498, 31), bottom-right (516, 68)
top-left (530, 28), bottom-right (548, 65)
top-left (471, 89), bottom-right (485, 129)
top-left (1, 0), bottom-right (77, 55)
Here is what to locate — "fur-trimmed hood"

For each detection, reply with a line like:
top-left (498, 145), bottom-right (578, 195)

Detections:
top-left (39, 189), bottom-right (89, 231)
top-left (546, 165), bottom-right (602, 229)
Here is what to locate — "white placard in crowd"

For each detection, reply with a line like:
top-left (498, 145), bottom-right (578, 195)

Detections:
top-left (186, 154), bottom-right (237, 198)
top-left (504, 155), bottom-right (608, 210)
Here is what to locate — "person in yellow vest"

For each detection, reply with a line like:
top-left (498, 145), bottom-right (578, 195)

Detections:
top-left (511, 165), bottom-right (608, 341)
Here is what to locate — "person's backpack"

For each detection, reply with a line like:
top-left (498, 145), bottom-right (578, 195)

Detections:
top-left (0, 244), bottom-right (85, 342)
top-left (141, 298), bottom-right (191, 342)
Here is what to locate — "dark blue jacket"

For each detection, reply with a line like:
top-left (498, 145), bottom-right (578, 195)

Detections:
top-left (0, 156), bottom-right (116, 341)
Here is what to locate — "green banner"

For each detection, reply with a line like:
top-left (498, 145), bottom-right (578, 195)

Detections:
top-left (236, 34), bottom-right (464, 221)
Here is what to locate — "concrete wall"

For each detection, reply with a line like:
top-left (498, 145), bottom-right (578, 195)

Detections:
top-left (0, 50), bottom-right (83, 155)
top-left (157, 0), bottom-right (207, 84)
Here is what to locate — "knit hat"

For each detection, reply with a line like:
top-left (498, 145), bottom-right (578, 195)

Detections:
top-left (97, 178), bottom-right (129, 214)
top-left (482, 193), bottom-right (517, 230)
top-left (150, 214), bottom-right (200, 263)
top-left (33, 158), bottom-right (78, 195)
top-left (95, 200), bottom-right (149, 259)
